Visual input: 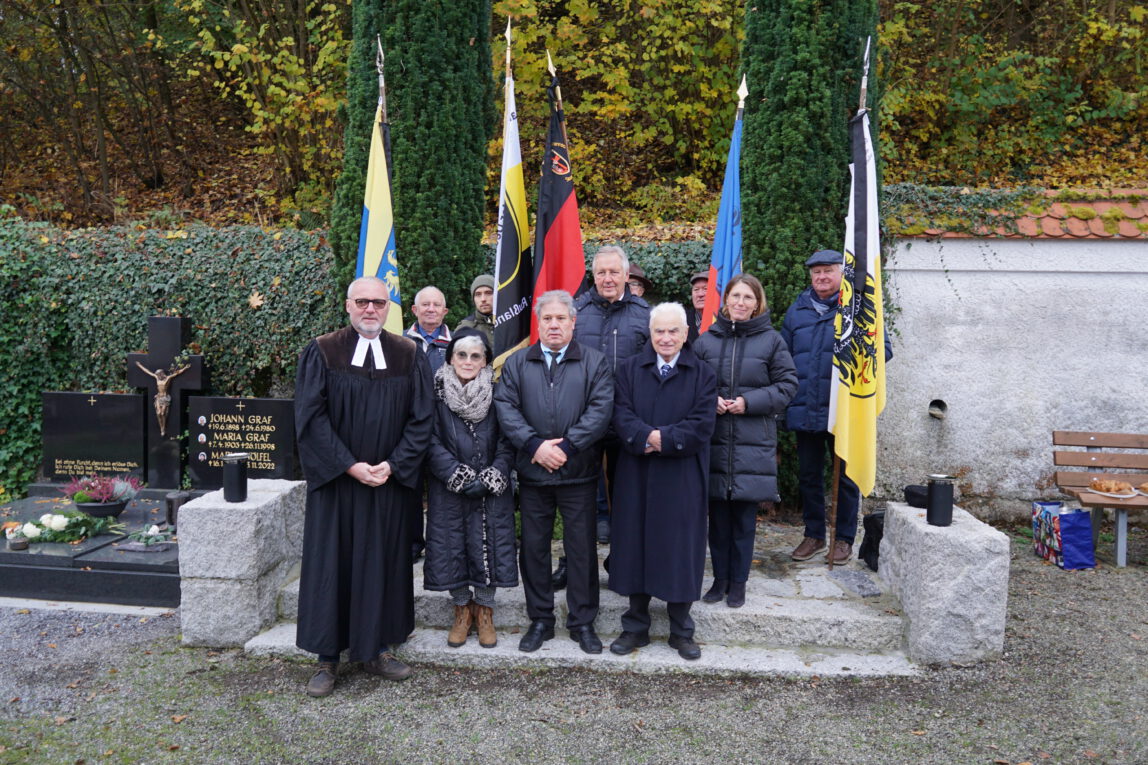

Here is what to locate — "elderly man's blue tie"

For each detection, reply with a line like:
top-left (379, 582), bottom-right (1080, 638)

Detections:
top-left (660, 364), bottom-right (671, 379)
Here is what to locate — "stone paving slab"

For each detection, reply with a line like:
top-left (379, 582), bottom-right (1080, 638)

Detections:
top-left (244, 623), bottom-right (918, 678)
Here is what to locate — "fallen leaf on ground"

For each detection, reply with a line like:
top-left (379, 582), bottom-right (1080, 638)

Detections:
top-left (16, 609), bottom-right (29, 615)
top-left (911, 730), bottom-right (926, 736)
top-left (1082, 752), bottom-right (1099, 759)
top-left (171, 715), bottom-right (187, 723)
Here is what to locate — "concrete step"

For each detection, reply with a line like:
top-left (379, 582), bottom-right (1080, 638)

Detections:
top-left (274, 539), bottom-right (904, 653)
top-left (244, 623), bottom-right (918, 679)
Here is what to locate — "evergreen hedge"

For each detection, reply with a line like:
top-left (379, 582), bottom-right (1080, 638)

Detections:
top-left (329, 0), bottom-right (497, 329)
top-left (741, 0), bottom-right (878, 318)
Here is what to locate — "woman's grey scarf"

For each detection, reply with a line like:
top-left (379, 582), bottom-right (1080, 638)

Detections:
top-left (435, 364), bottom-right (493, 423)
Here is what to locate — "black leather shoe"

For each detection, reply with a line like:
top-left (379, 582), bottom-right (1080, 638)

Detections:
top-left (668, 634), bottom-right (701, 661)
top-left (726, 580), bottom-right (746, 608)
top-left (702, 579), bottom-right (728, 604)
top-left (569, 625), bottom-right (603, 654)
top-left (550, 557), bottom-right (568, 591)
top-left (518, 620), bottom-right (554, 653)
top-left (609, 631), bottom-right (650, 655)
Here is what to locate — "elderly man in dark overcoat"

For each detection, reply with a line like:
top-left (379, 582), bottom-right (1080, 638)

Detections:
top-left (607, 302), bottom-right (717, 661)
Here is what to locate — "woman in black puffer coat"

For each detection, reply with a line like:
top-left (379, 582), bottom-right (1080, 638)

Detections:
top-left (424, 331), bottom-right (517, 649)
top-left (693, 274), bottom-right (797, 608)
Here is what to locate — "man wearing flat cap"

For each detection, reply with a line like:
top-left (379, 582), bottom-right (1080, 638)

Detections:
top-left (455, 274), bottom-right (495, 347)
top-left (686, 271), bottom-right (708, 343)
top-left (781, 249), bottom-right (890, 565)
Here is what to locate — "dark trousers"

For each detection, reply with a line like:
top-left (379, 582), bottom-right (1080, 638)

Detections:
top-left (708, 499), bottom-right (758, 583)
top-left (520, 482), bottom-right (599, 629)
top-left (622, 593), bottom-right (694, 639)
top-left (796, 430), bottom-right (861, 543)
top-left (597, 443), bottom-right (620, 521)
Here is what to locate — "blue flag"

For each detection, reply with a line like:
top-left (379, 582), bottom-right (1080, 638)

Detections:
top-left (701, 77), bottom-right (746, 332)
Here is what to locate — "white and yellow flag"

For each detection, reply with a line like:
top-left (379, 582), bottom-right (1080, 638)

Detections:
top-left (828, 106), bottom-right (886, 496)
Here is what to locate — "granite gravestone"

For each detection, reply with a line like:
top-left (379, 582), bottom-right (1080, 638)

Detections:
top-left (126, 316), bottom-right (204, 489)
top-left (41, 392), bottom-right (146, 481)
top-left (187, 397), bottom-right (297, 489)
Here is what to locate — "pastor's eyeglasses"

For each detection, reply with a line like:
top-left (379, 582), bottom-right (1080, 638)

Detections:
top-left (352, 298), bottom-right (388, 309)
top-left (453, 351), bottom-right (485, 362)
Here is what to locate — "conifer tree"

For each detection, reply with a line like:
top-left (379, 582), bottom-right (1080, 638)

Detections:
top-left (741, 0), bottom-right (878, 317)
top-left (330, 0), bottom-right (496, 323)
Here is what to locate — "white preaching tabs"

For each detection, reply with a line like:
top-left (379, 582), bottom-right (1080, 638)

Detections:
top-left (351, 335), bottom-right (387, 369)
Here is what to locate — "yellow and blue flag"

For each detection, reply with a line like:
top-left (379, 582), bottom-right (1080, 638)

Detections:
top-left (355, 99), bottom-right (402, 335)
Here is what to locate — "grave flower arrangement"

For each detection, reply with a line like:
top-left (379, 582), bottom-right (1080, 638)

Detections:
top-left (4, 512), bottom-right (121, 544)
top-left (126, 524), bottom-right (174, 547)
top-left (61, 475), bottom-right (142, 504)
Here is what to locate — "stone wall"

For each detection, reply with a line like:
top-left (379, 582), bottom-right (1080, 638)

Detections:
top-left (879, 237), bottom-right (1148, 519)
top-left (179, 479), bottom-right (306, 647)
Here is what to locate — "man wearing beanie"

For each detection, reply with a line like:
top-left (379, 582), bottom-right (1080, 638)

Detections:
top-left (455, 274), bottom-right (495, 347)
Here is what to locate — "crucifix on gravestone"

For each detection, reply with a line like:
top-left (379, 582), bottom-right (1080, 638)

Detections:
top-left (127, 316), bottom-right (205, 489)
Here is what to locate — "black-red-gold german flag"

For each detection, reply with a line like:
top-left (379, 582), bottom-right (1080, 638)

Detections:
top-left (530, 72), bottom-right (585, 342)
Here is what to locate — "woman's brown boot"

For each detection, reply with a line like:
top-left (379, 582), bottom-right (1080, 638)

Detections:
top-left (473, 603), bottom-right (497, 648)
top-left (447, 602), bottom-right (473, 647)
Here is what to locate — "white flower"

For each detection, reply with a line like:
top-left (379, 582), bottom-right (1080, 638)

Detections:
top-left (46, 514), bottom-right (69, 531)
top-left (39, 513), bottom-right (55, 526)
top-left (22, 523), bottom-right (41, 539)
top-left (4, 527), bottom-right (17, 539)
top-left (146, 525), bottom-right (161, 537)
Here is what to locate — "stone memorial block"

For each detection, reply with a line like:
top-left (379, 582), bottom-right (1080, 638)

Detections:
top-left (187, 397), bottom-right (296, 489)
top-left (41, 392), bottom-right (145, 481)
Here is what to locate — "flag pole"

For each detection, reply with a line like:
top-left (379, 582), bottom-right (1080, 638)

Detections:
top-left (546, 50), bottom-right (571, 147)
top-left (827, 36), bottom-right (875, 571)
top-left (504, 18), bottom-right (513, 78)
top-left (376, 36), bottom-right (387, 121)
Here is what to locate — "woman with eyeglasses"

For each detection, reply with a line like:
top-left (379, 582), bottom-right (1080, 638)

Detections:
top-left (422, 329), bottom-right (517, 648)
top-left (693, 274), bottom-right (798, 608)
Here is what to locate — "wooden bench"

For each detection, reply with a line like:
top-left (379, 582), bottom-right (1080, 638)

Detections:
top-left (1053, 431), bottom-right (1148, 567)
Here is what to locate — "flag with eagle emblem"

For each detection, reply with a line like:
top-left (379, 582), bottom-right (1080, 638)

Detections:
top-left (828, 108), bottom-right (886, 496)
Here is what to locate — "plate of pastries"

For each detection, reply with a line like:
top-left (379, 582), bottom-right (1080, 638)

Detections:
top-left (1088, 477), bottom-right (1137, 498)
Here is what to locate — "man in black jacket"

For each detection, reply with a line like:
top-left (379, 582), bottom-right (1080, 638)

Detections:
top-left (494, 290), bottom-right (614, 654)
top-left (572, 245), bottom-right (650, 546)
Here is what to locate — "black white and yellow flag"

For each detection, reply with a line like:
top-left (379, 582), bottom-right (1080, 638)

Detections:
top-left (829, 106), bottom-right (886, 497)
top-left (492, 36), bottom-right (531, 368)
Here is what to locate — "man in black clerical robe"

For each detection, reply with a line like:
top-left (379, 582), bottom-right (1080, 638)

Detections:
top-left (294, 276), bottom-right (433, 697)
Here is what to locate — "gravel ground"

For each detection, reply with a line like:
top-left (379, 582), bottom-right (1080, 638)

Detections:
top-left (1, 525), bottom-right (1145, 765)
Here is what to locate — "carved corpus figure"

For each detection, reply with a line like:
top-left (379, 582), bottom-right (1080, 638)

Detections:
top-left (135, 362), bottom-right (190, 437)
